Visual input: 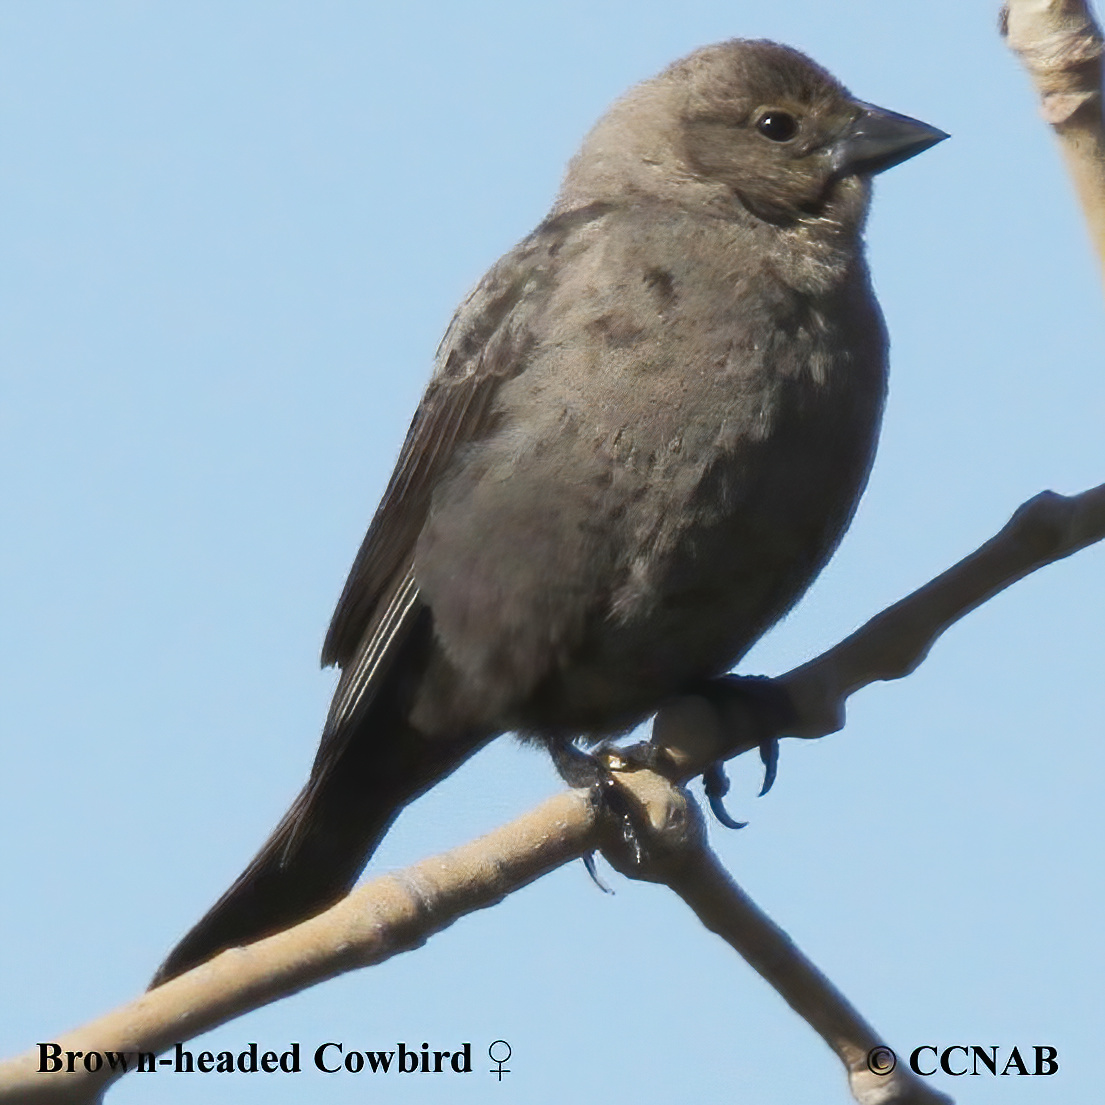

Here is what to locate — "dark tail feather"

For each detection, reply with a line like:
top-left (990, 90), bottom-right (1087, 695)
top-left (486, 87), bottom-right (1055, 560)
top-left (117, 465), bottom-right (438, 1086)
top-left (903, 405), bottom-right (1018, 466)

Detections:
top-left (150, 706), bottom-right (488, 989)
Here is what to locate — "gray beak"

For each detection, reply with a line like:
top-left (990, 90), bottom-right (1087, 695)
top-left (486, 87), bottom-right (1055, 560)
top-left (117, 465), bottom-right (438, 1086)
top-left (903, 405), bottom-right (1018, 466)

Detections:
top-left (831, 104), bottom-right (948, 177)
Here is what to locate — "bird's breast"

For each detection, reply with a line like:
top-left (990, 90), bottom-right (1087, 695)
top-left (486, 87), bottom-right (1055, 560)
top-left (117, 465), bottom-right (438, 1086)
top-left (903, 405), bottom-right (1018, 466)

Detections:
top-left (419, 210), bottom-right (887, 738)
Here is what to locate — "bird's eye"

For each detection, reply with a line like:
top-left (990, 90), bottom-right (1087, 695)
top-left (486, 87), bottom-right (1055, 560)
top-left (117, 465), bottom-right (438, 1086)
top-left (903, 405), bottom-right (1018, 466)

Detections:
top-left (755, 111), bottom-right (799, 142)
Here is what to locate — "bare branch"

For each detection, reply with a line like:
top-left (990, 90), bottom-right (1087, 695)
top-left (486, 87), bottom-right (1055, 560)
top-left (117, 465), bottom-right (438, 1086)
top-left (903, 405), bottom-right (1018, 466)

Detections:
top-left (0, 764), bottom-right (950, 1105)
top-left (653, 484), bottom-right (1105, 777)
top-left (668, 847), bottom-right (951, 1104)
top-left (594, 768), bottom-right (954, 1105)
top-left (1002, 0), bottom-right (1105, 276)
top-left (4, 482), bottom-right (1100, 1103)
top-left (0, 791), bottom-right (599, 1105)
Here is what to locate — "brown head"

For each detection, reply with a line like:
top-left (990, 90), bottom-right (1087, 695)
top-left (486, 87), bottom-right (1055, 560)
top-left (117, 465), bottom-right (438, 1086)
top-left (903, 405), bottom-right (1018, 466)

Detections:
top-left (556, 39), bottom-right (945, 229)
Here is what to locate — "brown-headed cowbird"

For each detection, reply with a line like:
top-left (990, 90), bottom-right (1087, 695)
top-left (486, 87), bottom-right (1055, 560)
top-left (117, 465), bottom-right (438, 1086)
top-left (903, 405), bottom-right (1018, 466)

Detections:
top-left (152, 39), bottom-right (944, 986)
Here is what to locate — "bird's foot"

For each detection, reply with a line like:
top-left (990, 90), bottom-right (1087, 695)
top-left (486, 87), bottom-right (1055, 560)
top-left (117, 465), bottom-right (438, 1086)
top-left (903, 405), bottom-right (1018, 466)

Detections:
top-left (689, 674), bottom-right (794, 827)
top-left (550, 740), bottom-right (656, 880)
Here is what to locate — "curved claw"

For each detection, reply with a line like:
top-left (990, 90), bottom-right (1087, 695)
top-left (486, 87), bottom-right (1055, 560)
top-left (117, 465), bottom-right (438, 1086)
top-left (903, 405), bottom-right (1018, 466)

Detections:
top-left (758, 738), bottom-right (780, 797)
top-left (707, 791), bottom-right (748, 830)
top-left (582, 851), bottom-right (614, 894)
top-left (703, 761), bottom-right (748, 830)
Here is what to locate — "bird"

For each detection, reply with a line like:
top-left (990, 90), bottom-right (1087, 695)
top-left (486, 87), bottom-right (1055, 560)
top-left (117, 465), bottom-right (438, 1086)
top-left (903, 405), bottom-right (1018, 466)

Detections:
top-left (151, 38), bottom-right (945, 987)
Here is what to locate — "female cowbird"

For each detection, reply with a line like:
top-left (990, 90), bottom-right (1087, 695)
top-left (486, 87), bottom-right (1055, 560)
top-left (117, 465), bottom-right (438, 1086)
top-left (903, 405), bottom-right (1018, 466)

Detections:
top-left (152, 39), bottom-right (944, 986)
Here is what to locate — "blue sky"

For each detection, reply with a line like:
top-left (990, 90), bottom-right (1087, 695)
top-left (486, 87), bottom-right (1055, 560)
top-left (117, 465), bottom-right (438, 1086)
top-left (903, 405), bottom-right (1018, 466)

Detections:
top-left (2, 3), bottom-right (1103, 1103)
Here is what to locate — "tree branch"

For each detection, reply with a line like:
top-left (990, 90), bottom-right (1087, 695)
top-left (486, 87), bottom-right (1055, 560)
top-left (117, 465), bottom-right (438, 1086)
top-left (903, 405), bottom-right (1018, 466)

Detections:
top-left (0, 791), bottom-right (600, 1105)
top-left (6, 478), bottom-right (1101, 1104)
top-left (1002, 0), bottom-right (1105, 277)
top-left (599, 771), bottom-right (954, 1105)
top-left (652, 483), bottom-right (1105, 778)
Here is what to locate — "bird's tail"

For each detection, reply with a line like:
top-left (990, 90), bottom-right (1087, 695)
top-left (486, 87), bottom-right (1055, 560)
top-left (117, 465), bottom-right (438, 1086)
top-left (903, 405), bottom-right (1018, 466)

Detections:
top-left (150, 701), bottom-right (487, 989)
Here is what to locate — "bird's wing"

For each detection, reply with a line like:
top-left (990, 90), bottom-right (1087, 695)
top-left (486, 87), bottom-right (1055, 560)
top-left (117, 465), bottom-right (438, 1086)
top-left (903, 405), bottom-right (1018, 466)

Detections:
top-left (315, 203), bottom-right (614, 755)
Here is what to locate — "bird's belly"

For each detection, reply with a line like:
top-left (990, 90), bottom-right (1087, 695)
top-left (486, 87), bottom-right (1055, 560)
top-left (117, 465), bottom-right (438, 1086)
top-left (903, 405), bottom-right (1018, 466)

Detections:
top-left (510, 438), bottom-right (863, 740)
top-left (419, 311), bottom-right (883, 743)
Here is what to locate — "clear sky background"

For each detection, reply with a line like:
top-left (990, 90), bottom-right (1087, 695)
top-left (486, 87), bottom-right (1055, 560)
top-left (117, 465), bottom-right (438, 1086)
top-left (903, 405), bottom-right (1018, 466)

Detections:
top-left (2, 3), bottom-right (1103, 1104)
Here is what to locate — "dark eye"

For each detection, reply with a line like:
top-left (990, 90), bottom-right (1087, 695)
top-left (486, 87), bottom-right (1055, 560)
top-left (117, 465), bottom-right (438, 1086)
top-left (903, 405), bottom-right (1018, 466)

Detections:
top-left (755, 111), bottom-right (799, 142)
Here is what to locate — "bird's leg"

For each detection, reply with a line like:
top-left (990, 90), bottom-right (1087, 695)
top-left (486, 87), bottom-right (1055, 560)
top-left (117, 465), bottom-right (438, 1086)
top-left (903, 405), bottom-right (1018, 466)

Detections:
top-left (690, 674), bottom-right (794, 827)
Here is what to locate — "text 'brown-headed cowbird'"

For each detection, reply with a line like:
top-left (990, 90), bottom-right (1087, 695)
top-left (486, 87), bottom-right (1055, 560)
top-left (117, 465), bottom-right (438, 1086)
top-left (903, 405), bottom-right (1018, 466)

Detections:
top-left (152, 38), bottom-right (945, 986)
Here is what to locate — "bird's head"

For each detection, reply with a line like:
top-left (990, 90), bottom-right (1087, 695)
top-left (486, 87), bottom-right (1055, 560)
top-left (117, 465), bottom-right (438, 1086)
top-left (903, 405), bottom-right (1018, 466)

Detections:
top-left (558, 39), bottom-right (946, 230)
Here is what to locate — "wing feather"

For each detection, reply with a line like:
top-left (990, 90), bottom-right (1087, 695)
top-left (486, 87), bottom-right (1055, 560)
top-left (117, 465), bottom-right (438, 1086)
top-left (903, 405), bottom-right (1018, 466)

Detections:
top-left (319, 203), bottom-right (612, 674)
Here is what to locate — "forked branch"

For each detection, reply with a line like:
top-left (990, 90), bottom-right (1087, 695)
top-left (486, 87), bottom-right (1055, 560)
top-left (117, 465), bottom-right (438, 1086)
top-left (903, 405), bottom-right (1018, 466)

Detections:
top-left (3, 478), bottom-right (1101, 1105)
